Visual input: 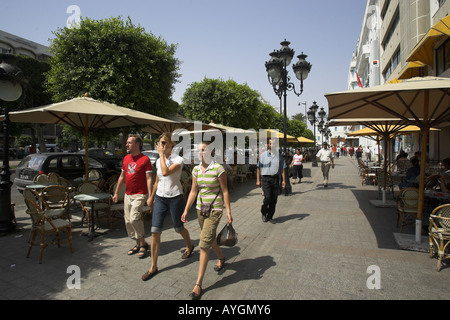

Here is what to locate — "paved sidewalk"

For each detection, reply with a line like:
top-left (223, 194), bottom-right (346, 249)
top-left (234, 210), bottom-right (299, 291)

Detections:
top-left (1, 155), bottom-right (449, 301)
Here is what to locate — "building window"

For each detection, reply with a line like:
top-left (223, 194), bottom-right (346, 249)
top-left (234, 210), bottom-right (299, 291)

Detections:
top-left (383, 47), bottom-right (401, 80)
top-left (436, 38), bottom-right (449, 75)
top-left (382, 9), bottom-right (399, 51)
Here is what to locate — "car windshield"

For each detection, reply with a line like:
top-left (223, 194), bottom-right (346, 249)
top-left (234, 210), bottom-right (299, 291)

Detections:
top-left (17, 156), bottom-right (44, 169)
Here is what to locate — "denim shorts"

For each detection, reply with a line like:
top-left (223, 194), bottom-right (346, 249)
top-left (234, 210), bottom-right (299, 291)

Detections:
top-left (151, 194), bottom-right (185, 233)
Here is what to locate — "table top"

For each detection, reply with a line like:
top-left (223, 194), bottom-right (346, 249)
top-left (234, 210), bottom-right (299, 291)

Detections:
top-left (26, 183), bottom-right (57, 189)
top-left (73, 193), bottom-right (111, 202)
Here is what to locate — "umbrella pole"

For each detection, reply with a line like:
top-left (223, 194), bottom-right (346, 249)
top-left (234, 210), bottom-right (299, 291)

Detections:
top-left (85, 115), bottom-right (89, 182)
top-left (416, 90), bottom-right (430, 243)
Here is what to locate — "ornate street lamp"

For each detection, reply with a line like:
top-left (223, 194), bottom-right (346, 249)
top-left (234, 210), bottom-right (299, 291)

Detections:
top-left (307, 102), bottom-right (325, 166)
top-left (265, 40), bottom-right (311, 196)
top-left (0, 54), bottom-right (26, 235)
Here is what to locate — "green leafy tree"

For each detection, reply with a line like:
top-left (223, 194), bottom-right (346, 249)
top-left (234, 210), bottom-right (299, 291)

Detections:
top-left (45, 16), bottom-right (180, 149)
top-left (46, 16), bottom-right (180, 115)
top-left (181, 78), bottom-right (273, 130)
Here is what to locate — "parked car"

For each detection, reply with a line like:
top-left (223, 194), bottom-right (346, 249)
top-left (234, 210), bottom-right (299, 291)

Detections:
top-left (14, 153), bottom-right (105, 193)
top-left (77, 148), bottom-right (122, 169)
top-left (142, 150), bottom-right (159, 167)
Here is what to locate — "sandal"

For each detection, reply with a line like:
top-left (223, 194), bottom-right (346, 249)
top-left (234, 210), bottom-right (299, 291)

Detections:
top-left (141, 268), bottom-right (158, 281)
top-left (127, 245), bottom-right (140, 255)
top-left (189, 284), bottom-right (202, 300)
top-left (138, 243), bottom-right (149, 259)
top-left (181, 244), bottom-right (195, 259)
top-left (214, 258), bottom-right (225, 272)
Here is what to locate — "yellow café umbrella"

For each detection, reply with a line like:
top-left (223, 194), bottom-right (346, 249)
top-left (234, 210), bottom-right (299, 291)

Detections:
top-left (261, 129), bottom-right (298, 143)
top-left (297, 136), bottom-right (314, 143)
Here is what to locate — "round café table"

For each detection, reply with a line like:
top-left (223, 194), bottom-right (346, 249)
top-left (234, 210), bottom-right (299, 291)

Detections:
top-left (73, 193), bottom-right (111, 241)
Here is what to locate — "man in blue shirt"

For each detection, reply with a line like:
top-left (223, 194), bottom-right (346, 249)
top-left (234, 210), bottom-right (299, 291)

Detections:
top-left (256, 139), bottom-right (286, 224)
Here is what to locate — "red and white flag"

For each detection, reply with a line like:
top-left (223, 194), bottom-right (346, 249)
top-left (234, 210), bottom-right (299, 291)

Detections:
top-left (355, 71), bottom-right (363, 88)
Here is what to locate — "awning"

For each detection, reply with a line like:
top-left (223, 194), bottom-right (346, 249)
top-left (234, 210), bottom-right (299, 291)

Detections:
top-left (398, 61), bottom-right (426, 79)
top-left (406, 15), bottom-right (450, 66)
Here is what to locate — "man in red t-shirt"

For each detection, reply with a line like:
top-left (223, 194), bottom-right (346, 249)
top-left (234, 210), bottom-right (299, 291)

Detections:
top-left (113, 134), bottom-right (153, 258)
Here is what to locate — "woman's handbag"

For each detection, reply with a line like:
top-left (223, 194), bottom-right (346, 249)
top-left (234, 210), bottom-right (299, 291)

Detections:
top-left (199, 192), bottom-right (220, 217)
top-left (217, 223), bottom-right (238, 247)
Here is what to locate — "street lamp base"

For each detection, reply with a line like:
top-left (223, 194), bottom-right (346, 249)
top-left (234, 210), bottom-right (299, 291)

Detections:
top-left (284, 184), bottom-right (292, 196)
top-left (0, 221), bottom-right (17, 236)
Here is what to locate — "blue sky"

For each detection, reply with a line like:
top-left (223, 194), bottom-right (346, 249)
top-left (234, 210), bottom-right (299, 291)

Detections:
top-left (1, 0), bottom-right (366, 126)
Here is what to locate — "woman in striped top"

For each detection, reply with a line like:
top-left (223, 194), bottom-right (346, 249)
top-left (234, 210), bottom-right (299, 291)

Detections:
top-left (182, 141), bottom-right (232, 300)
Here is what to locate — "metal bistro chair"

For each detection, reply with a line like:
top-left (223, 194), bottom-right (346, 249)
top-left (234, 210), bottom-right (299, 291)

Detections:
top-left (25, 199), bottom-right (73, 264)
top-left (396, 187), bottom-right (419, 232)
top-left (429, 204), bottom-right (450, 272)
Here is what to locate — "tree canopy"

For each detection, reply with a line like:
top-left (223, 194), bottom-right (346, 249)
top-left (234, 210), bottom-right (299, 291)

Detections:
top-left (46, 16), bottom-right (180, 116)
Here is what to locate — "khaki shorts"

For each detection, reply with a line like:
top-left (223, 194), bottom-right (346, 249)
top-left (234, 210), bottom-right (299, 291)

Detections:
top-left (197, 209), bottom-right (223, 249)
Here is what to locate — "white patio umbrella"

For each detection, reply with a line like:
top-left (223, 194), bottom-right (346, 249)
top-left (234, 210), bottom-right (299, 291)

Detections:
top-left (325, 77), bottom-right (450, 243)
top-left (1, 96), bottom-right (179, 179)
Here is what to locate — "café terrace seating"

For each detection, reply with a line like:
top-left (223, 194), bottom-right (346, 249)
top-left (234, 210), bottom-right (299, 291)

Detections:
top-left (25, 199), bottom-right (73, 264)
top-left (429, 204), bottom-right (450, 272)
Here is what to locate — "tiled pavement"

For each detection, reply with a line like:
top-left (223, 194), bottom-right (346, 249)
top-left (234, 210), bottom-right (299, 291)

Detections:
top-left (1, 155), bottom-right (449, 302)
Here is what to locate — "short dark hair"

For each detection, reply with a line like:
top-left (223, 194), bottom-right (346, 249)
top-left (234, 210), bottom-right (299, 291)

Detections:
top-left (443, 158), bottom-right (450, 167)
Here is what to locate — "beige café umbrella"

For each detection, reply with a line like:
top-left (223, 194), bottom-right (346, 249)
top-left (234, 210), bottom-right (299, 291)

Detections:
top-left (325, 77), bottom-right (450, 243)
top-left (1, 96), bottom-right (179, 179)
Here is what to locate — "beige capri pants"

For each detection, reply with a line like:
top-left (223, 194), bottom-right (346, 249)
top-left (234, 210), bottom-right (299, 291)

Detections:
top-left (124, 193), bottom-right (147, 240)
top-left (197, 209), bottom-right (223, 249)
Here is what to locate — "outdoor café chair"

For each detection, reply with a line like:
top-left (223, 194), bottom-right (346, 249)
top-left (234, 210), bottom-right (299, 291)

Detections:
top-left (40, 185), bottom-right (71, 221)
top-left (396, 187), bottom-right (419, 232)
top-left (77, 182), bottom-right (111, 229)
top-left (25, 199), bottom-right (73, 264)
top-left (428, 204), bottom-right (450, 271)
top-left (109, 182), bottom-right (125, 225)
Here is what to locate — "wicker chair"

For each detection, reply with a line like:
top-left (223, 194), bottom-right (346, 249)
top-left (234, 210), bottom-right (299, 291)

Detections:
top-left (40, 185), bottom-right (71, 221)
top-left (236, 164), bottom-right (249, 183)
top-left (360, 162), bottom-right (376, 185)
top-left (33, 173), bottom-right (50, 184)
top-left (77, 182), bottom-right (111, 229)
top-left (25, 199), bottom-right (73, 264)
top-left (23, 188), bottom-right (65, 220)
top-left (428, 204), bottom-right (450, 271)
top-left (396, 187), bottom-right (419, 232)
top-left (109, 182), bottom-right (125, 225)
top-left (376, 170), bottom-right (394, 199)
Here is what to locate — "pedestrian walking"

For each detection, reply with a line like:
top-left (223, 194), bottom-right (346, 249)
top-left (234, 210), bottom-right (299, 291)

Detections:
top-left (290, 148), bottom-right (303, 184)
top-left (141, 133), bottom-right (195, 281)
top-left (365, 146), bottom-right (372, 162)
top-left (314, 141), bottom-right (335, 187)
top-left (113, 134), bottom-right (152, 258)
top-left (181, 141), bottom-right (232, 300)
top-left (256, 138), bottom-right (286, 223)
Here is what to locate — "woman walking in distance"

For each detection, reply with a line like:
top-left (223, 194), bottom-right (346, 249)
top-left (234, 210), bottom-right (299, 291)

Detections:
top-left (141, 133), bottom-right (195, 281)
top-left (290, 148), bottom-right (303, 184)
top-left (181, 141), bottom-right (233, 300)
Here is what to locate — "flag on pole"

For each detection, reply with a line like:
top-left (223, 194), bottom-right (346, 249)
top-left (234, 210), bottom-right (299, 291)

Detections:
top-left (355, 71), bottom-right (363, 88)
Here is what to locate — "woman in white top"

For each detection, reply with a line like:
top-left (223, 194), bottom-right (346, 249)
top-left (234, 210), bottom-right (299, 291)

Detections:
top-left (290, 149), bottom-right (303, 184)
top-left (141, 133), bottom-right (194, 281)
